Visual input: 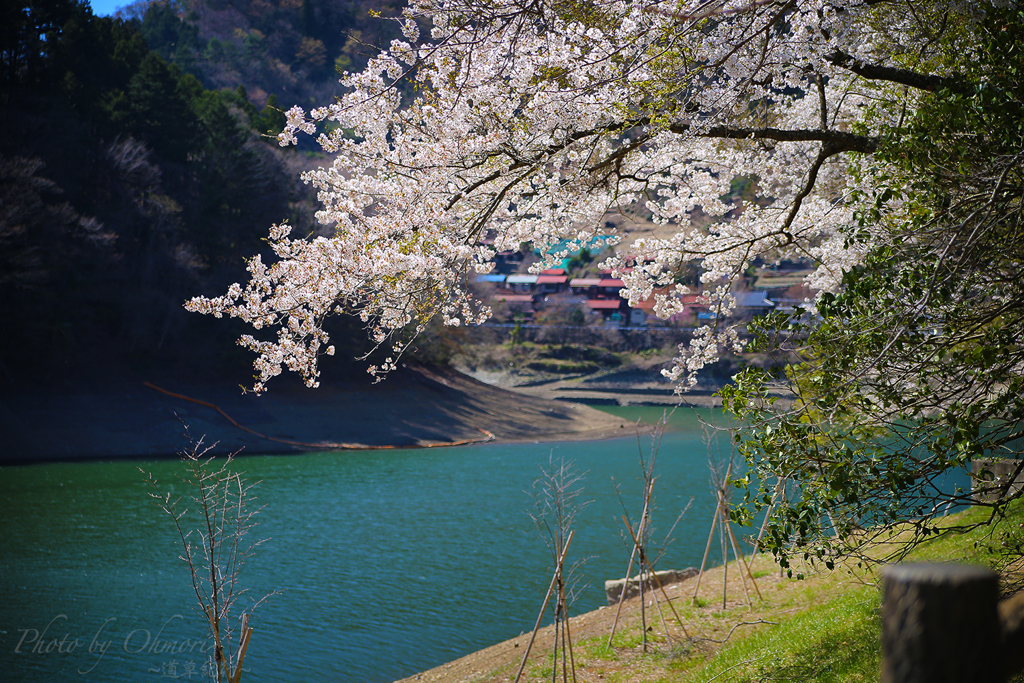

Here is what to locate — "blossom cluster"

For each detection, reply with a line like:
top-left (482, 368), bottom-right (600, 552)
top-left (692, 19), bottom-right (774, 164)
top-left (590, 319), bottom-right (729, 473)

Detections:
top-left (186, 0), bottom-right (992, 391)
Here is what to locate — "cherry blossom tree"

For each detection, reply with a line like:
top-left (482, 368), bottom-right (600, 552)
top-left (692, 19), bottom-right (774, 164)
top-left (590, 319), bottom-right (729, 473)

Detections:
top-left (187, 0), bottom-right (1023, 564)
top-left (188, 0), bottom-right (986, 391)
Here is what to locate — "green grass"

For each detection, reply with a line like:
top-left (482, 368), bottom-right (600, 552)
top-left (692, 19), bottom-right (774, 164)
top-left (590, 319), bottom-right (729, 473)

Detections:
top-left (896, 504), bottom-right (1022, 567)
top-left (503, 502), bottom-right (1024, 683)
top-left (680, 499), bottom-right (1024, 683)
top-left (579, 636), bottom-right (618, 662)
top-left (610, 627), bottom-right (662, 650)
top-left (688, 586), bottom-right (880, 683)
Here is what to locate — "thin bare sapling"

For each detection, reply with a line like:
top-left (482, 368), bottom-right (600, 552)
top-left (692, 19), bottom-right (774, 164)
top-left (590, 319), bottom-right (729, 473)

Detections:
top-left (515, 455), bottom-right (590, 683)
top-left (142, 432), bottom-right (273, 683)
top-left (610, 411), bottom-right (692, 650)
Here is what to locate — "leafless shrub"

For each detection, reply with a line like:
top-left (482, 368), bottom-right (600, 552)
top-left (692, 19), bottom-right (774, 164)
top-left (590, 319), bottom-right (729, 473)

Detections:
top-left (142, 430), bottom-right (273, 683)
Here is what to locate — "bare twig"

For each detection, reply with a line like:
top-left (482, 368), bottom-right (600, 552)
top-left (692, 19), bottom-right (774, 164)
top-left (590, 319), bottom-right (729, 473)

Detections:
top-left (142, 425), bottom-right (274, 683)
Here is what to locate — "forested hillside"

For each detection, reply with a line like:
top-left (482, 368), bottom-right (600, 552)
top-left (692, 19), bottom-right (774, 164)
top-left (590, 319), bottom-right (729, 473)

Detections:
top-left (0, 0), bottom-right (398, 384)
top-left (116, 0), bottom-right (403, 109)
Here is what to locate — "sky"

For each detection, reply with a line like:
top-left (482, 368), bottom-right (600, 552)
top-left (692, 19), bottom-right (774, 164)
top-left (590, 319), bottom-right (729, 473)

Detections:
top-left (89, 0), bottom-right (126, 16)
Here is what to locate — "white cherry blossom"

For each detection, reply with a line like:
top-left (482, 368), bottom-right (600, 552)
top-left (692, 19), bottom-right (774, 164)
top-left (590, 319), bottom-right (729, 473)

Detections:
top-left (186, 0), bottom-right (1009, 391)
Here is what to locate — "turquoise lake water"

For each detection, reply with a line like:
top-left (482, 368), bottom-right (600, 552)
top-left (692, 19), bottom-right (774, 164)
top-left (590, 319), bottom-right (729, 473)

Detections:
top-left (1, 406), bottom-right (745, 682)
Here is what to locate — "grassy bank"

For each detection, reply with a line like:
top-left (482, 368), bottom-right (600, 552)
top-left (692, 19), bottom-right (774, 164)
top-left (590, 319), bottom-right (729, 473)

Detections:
top-left (684, 502), bottom-right (1024, 683)
top-left (402, 500), bottom-right (1024, 683)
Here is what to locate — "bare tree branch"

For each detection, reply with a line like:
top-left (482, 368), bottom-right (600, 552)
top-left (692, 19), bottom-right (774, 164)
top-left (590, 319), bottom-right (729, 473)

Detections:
top-left (825, 49), bottom-right (966, 93)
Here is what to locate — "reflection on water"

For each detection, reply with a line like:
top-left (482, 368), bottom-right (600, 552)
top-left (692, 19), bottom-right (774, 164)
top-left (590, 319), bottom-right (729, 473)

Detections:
top-left (1, 406), bottom-right (738, 682)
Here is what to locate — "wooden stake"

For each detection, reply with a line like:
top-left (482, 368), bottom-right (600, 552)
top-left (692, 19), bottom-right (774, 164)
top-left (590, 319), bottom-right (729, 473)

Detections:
top-left (514, 531), bottom-right (574, 683)
top-left (719, 499), bottom-right (729, 610)
top-left (727, 522), bottom-right (763, 601)
top-left (607, 536), bottom-right (638, 647)
top-left (753, 477), bottom-right (786, 557)
top-left (559, 575), bottom-right (578, 683)
top-left (726, 514), bottom-right (753, 608)
top-left (609, 482), bottom-right (653, 647)
top-left (693, 461), bottom-right (733, 604)
top-left (691, 493), bottom-right (720, 604)
top-left (621, 514), bottom-right (691, 640)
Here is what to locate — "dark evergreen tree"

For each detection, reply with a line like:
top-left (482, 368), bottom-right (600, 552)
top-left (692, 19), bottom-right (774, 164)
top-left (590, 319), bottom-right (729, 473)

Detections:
top-left (118, 52), bottom-right (199, 163)
top-left (0, 0), bottom-right (304, 378)
top-left (0, 0), bottom-right (87, 86)
top-left (253, 94), bottom-right (285, 136)
top-left (138, 0), bottom-right (200, 75)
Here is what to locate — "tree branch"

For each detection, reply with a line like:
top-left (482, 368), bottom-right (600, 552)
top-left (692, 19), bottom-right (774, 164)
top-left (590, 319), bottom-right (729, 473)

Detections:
top-left (825, 50), bottom-right (966, 93)
top-left (780, 141), bottom-right (838, 235)
top-left (668, 121), bottom-right (878, 153)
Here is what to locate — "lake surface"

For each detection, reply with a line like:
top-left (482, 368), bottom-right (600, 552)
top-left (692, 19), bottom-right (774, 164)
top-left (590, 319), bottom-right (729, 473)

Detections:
top-left (1, 406), bottom-right (743, 682)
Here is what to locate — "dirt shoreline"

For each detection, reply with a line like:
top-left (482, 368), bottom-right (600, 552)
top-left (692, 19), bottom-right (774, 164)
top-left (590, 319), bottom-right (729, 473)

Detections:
top-left (0, 364), bottom-right (639, 464)
top-left (392, 552), bottom-right (803, 683)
